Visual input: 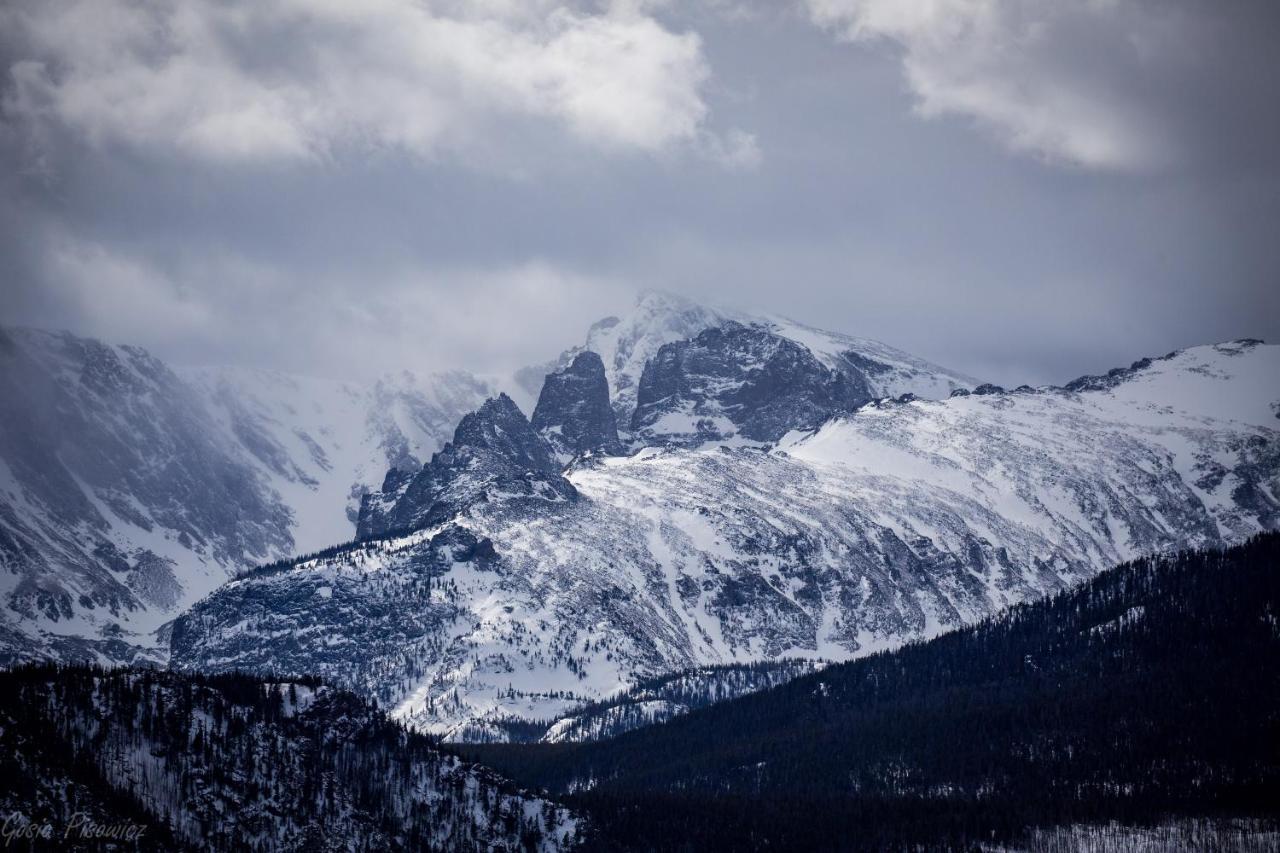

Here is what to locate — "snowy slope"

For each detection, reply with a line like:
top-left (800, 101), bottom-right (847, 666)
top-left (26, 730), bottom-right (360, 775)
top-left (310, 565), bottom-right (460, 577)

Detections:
top-left (761, 315), bottom-right (978, 400)
top-left (179, 365), bottom-right (496, 553)
top-left (0, 328), bottom-right (493, 665)
top-left (172, 339), bottom-right (1278, 739)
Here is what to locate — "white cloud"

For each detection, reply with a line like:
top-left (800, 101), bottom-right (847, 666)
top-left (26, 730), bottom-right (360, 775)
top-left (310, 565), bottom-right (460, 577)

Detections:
top-left (41, 239), bottom-right (223, 356)
top-left (1, 0), bottom-right (744, 165)
top-left (803, 0), bottom-right (1185, 169)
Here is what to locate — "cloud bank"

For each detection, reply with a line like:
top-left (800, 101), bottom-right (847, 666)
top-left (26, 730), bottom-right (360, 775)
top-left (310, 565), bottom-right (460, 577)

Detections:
top-left (2, 0), bottom-right (752, 165)
top-left (1, 0), bottom-right (1276, 387)
top-left (804, 0), bottom-right (1280, 171)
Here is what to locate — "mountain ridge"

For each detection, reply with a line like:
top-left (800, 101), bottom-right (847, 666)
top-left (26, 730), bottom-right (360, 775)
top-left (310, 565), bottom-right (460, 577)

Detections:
top-left (172, 332), bottom-right (1279, 739)
top-left (0, 664), bottom-right (581, 851)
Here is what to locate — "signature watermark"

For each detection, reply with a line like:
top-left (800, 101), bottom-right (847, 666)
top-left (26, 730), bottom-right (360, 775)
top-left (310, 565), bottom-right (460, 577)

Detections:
top-left (2, 812), bottom-right (148, 847)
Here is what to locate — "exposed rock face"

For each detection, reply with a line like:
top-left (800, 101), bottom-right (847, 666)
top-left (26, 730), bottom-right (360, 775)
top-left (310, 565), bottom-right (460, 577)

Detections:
top-left (525, 292), bottom-right (976, 440)
top-left (357, 394), bottom-right (574, 539)
top-left (531, 352), bottom-right (622, 461)
top-left (630, 321), bottom-right (867, 445)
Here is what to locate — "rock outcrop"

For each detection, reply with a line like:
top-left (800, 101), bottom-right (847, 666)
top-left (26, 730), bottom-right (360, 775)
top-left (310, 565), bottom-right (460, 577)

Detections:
top-left (531, 351), bottom-right (622, 460)
top-left (358, 394), bottom-right (574, 539)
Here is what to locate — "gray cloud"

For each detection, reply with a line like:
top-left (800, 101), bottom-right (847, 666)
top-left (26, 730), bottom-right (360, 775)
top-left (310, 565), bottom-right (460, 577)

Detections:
top-left (803, 0), bottom-right (1280, 172)
top-left (1, 0), bottom-right (752, 165)
top-left (1, 0), bottom-right (1277, 388)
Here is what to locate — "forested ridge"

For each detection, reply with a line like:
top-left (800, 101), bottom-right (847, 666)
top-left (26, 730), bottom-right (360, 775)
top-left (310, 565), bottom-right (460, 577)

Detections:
top-left (4, 537), bottom-right (1277, 851)
top-left (465, 534), bottom-right (1280, 851)
top-left (0, 667), bottom-right (579, 852)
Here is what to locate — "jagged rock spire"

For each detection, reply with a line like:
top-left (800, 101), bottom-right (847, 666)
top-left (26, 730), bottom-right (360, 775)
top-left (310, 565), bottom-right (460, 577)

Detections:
top-left (532, 352), bottom-right (622, 461)
top-left (356, 393), bottom-right (572, 538)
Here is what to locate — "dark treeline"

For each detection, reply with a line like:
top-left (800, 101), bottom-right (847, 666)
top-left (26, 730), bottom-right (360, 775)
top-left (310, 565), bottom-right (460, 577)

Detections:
top-left (0, 665), bottom-right (577, 852)
top-left (465, 533), bottom-right (1280, 851)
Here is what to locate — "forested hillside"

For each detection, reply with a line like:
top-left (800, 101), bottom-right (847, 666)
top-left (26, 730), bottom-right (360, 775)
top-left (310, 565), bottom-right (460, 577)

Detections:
top-left (466, 534), bottom-right (1280, 851)
top-left (0, 667), bottom-right (579, 852)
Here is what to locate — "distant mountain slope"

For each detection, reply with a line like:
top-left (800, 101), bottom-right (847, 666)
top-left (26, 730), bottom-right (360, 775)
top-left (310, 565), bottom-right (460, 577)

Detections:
top-left (173, 339), bottom-right (1278, 739)
top-left (0, 327), bottom-right (493, 666)
top-left (181, 364), bottom-right (497, 549)
top-left (465, 534), bottom-right (1280, 851)
top-left (0, 328), bottom-right (293, 666)
top-left (0, 665), bottom-right (580, 852)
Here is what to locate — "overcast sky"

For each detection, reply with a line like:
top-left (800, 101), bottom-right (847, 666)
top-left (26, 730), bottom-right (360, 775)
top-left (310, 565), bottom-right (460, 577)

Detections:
top-left (2, 0), bottom-right (1277, 387)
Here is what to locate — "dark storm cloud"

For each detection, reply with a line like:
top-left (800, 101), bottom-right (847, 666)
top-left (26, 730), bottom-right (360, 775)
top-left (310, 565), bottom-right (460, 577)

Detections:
top-left (0, 0), bottom-right (1276, 387)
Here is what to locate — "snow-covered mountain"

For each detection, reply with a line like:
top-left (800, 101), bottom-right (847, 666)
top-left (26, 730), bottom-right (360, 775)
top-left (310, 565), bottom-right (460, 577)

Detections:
top-left (170, 326), bottom-right (1278, 740)
top-left (0, 327), bottom-right (494, 665)
top-left (522, 290), bottom-right (975, 436)
top-left (515, 291), bottom-right (729, 427)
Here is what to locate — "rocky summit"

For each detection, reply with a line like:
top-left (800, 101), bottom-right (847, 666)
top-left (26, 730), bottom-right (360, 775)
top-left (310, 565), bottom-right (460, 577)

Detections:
top-left (531, 351), bottom-right (622, 461)
top-left (357, 393), bottom-right (575, 540)
top-left (631, 321), bottom-right (868, 445)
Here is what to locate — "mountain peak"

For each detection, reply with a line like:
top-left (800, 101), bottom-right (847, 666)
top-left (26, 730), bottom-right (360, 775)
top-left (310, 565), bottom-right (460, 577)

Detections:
top-left (531, 351), bottom-right (621, 460)
top-left (631, 321), bottom-right (867, 445)
top-left (573, 295), bottom-right (975, 432)
top-left (470, 391), bottom-right (524, 420)
top-left (450, 393), bottom-right (556, 473)
top-left (356, 390), bottom-right (571, 538)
